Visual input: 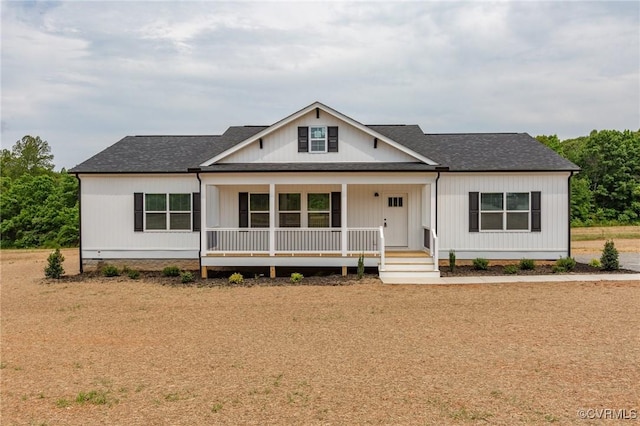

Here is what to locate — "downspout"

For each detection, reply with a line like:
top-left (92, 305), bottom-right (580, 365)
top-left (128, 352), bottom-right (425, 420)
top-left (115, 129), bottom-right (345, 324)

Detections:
top-left (195, 170), bottom-right (202, 273)
top-left (75, 174), bottom-right (83, 274)
top-left (568, 171), bottom-right (574, 258)
top-left (435, 171), bottom-right (441, 234)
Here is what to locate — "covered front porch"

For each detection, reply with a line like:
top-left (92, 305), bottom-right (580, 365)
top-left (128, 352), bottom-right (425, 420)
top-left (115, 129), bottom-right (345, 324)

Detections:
top-left (198, 172), bottom-right (440, 279)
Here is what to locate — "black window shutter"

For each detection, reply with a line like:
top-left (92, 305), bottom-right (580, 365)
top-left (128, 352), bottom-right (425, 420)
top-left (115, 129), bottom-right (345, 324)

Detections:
top-left (469, 192), bottom-right (479, 232)
top-left (328, 126), bottom-right (339, 152)
top-left (298, 127), bottom-right (309, 152)
top-left (134, 193), bottom-right (144, 232)
top-left (331, 192), bottom-right (341, 228)
top-left (531, 191), bottom-right (541, 232)
top-left (239, 192), bottom-right (249, 228)
top-left (192, 192), bottom-right (201, 232)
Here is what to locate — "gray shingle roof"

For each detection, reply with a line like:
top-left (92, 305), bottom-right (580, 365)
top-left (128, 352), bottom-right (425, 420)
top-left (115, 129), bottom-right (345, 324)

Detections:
top-left (70, 123), bottom-right (578, 174)
top-left (421, 133), bottom-right (579, 171)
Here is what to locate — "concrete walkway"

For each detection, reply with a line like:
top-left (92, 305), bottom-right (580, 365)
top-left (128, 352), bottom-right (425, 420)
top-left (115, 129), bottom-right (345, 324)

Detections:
top-left (390, 273), bottom-right (640, 285)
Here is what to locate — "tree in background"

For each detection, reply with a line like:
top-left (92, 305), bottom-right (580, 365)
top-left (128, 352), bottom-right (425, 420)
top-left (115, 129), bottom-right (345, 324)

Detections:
top-left (1, 135), bottom-right (54, 179)
top-left (538, 130), bottom-right (640, 225)
top-left (0, 136), bottom-right (79, 248)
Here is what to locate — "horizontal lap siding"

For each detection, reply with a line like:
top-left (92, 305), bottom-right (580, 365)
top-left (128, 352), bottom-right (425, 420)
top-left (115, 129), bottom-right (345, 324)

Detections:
top-left (81, 175), bottom-right (200, 252)
top-left (437, 173), bottom-right (569, 257)
top-left (220, 110), bottom-right (415, 163)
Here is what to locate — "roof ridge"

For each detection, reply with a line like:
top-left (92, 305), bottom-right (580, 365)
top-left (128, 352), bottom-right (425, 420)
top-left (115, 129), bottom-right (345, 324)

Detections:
top-left (133, 134), bottom-right (221, 137)
top-left (424, 132), bottom-right (522, 135)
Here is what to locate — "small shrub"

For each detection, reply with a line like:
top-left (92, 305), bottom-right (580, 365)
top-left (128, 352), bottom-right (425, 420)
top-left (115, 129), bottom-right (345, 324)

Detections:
top-left (180, 271), bottom-right (194, 283)
top-left (44, 248), bottom-right (65, 279)
top-left (600, 240), bottom-right (619, 271)
top-left (555, 257), bottom-right (576, 272)
top-left (228, 273), bottom-right (243, 285)
top-left (503, 264), bottom-right (518, 275)
top-left (102, 264), bottom-right (120, 277)
top-left (472, 258), bottom-right (489, 270)
top-left (290, 272), bottom-right (304, 283)
top-left (126, 269), bottom-right (140, 279)
top-left (588, 258), bottom-right (601, 268)
top-left (162, 266), bottom-right (181, 277)
top-left (449, 250), bottom-right (456, 272)
top-left (518, 258), bottom-right (535, 270)
top-left (552, 264), bottom-right (565, 274)
top-left (357, 254), bottom-right (365, 279)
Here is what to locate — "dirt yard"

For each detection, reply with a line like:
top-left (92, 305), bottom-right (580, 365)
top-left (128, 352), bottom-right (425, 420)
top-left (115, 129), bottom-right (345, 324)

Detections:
top-left (2, 243), bottom-right (639, 425)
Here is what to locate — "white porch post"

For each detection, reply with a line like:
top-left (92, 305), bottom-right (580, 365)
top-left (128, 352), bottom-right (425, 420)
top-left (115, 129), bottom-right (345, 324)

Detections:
top-left (200, 187), bottom-right (206, 251)
top-left (269, 183), bottom-right (275, 256)
top-left (341, 183), bottom-right (347, 257)
top-left (430, 183), bottom-right (436, 233)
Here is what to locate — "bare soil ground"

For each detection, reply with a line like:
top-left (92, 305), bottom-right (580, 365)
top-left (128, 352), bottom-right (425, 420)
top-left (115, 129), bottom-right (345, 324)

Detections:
top-left (2, 247), bottom-right (639, 425)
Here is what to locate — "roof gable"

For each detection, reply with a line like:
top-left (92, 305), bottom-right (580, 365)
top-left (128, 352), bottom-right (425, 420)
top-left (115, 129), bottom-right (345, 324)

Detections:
top-left (201, 101), bottom-right (438, 166)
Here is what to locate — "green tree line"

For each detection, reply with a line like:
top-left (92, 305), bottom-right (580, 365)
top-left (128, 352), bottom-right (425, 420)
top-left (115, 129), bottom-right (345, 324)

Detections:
top-left (1, 136), bottom-right (79, 248)
top-left (537, 129), bottom-right (640, 226)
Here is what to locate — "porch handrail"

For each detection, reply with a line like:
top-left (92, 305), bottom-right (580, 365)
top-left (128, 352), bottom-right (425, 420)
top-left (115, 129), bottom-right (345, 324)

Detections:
top-left (378, 225), bottom-right (385, 270)
top-left (431, 228), bottom-right (439, 272)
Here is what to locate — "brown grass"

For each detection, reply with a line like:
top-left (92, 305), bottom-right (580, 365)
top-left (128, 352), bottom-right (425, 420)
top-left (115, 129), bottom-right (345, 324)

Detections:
top-left (2, 248), bottom-right (639, 425)
top-left (571, 226), bottom-right (640, 253)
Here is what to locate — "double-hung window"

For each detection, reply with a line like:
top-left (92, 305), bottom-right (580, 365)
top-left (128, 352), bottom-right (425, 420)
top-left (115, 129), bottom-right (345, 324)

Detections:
top-left (480, 192), bottom-right (530, 231)
top-left (145, 193), bottom-right (191, 230)
top-left (309, 126), bottom-right (327, 153)
top-left (307, 193), bottom-right (330, 227)
top-left (279, 193), bottom-right (301, 227)
top-left (249, 193), bottom-right (269, 228)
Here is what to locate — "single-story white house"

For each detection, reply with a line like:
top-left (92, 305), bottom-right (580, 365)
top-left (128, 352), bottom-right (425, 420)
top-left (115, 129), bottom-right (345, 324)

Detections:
top-left (70, 102), bottom-right (579, 283)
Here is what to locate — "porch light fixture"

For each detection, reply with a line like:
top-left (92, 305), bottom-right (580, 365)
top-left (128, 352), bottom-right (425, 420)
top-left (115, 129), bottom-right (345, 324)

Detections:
top-left (259, 138), bottom-right (263, 149)
top-left (374, 192), bottom-right (379, 197)
top-left (374, 137), bottom-right (378, 148)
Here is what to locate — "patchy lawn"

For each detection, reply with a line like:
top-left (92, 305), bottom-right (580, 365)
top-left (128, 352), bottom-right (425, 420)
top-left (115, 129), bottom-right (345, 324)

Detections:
top-left (1, 249), bottom-right (639, 425)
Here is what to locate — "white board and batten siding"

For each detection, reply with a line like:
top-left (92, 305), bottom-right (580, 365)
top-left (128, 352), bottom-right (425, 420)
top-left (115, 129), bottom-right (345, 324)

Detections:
top-left (220, 109), bottom-right (416, 163)
top-left (437, 172), bottom-right (571, 260)
top-left (80, 174), bottom-right (200, 259)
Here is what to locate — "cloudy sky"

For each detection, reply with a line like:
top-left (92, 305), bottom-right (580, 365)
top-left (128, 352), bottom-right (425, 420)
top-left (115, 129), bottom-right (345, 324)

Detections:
top-left (2, 1), bottom-right (638, 170)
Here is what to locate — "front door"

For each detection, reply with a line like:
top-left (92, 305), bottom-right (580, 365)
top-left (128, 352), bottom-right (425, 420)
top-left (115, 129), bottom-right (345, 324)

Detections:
top-left (383, 193), bottom-right (408, 247)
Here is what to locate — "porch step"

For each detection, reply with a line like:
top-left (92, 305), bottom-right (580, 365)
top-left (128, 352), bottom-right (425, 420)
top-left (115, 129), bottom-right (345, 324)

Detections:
top-left (378, 255), bottom-right (441, 284)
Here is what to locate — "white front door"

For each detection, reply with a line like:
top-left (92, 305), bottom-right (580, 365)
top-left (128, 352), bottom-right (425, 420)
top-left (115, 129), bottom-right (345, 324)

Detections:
top-left (383, 193), bottom-right (408, 247)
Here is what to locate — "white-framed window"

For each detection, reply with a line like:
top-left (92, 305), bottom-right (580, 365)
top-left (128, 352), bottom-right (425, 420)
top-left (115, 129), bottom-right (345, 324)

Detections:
top-left (145, 193), bottom-right (191, 230)
top-left (308, 193), bottom-right (330, 227)
top-left (249, 193), bottom-right (269, 228)
top-left (480, 192), bottom-right (530, 231)
top-left (279, 193), bottom-right (301, 227)
top-left (309, 126), bottom-right (327, 153)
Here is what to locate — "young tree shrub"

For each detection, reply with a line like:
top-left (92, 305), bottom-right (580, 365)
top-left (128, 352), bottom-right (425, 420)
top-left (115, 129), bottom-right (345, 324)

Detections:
top-left (102, 264), bottom-right (120, 277)
top-left (290, 272), bottom-right (304, 283)
top-left (228, 273), bottom-right (243, 285)
top-left (180, 271), bottom-right (194, 283)
top-left (518, 258), bottom-right (535, 270)
top-left (503, 264), bottom-right (518, 275)
top-left (554, 257), bottom-right (577, 273)
top-left (44, 248), bottom-right (65, 279)
top-left (600, 240), bottom-right (619, 271)
top-left (448, 250), bottom-right (456, 272)
top-left (162, 266), bottom-right (180, 277)
top-left (357, 254), bottom-right (365, 279)
top-left (127, 269), bottom-right (140, 279)
top-left (472, 258), bottom-right (489, 270)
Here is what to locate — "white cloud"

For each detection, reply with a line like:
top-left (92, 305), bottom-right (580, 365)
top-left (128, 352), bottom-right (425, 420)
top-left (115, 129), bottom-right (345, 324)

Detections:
top-left (1, 1), bottom-right (638, 168)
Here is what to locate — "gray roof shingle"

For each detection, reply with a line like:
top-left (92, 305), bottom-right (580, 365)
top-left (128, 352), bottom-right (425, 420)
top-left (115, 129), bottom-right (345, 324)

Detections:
top-left (70, 123), bottom-right (578, 174)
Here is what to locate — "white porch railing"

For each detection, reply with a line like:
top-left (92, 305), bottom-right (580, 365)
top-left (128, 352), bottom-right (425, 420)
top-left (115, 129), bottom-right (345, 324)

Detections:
top-left (206, 227), bottom-right (380, 255)
top-left (423, 226), bottom-right (439, 271)
top-left (207, 228), bottom-right (269, 253)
